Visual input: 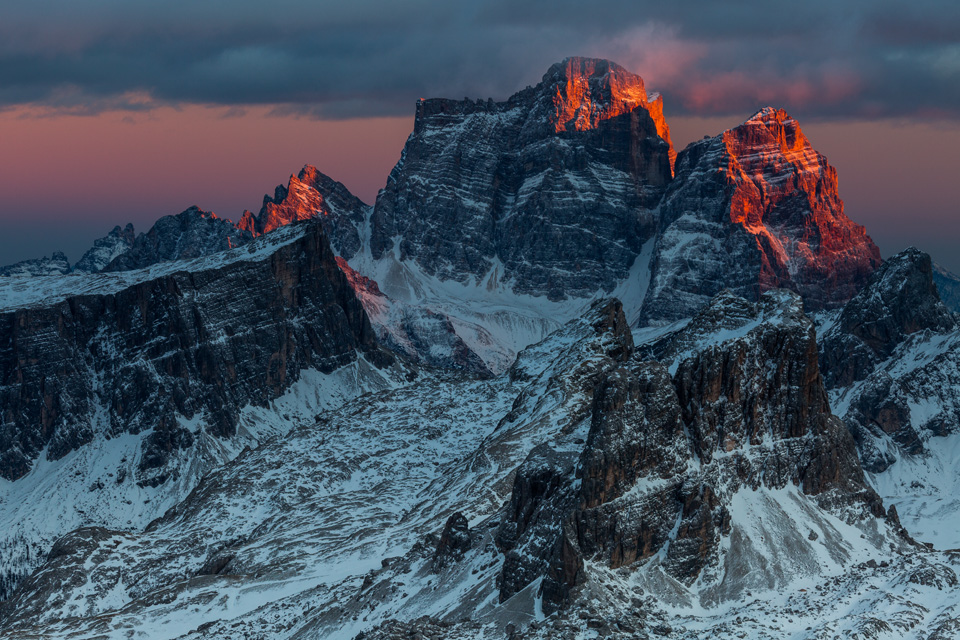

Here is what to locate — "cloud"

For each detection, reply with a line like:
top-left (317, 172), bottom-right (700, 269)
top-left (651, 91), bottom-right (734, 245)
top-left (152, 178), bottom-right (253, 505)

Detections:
top-left (0, 0), bottom-right (957, 120)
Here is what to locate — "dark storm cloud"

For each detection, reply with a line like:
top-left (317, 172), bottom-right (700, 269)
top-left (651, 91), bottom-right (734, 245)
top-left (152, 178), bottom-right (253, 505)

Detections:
top-left (1, 0), bottom-right (958, 120)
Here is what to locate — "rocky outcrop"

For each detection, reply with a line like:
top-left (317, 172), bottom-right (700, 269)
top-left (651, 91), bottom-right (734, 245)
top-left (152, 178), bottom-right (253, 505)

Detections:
top-left (575, 360), bottom-right (722, 583)
top-left (820, 248), bottom-right (960, 472)
top-left (0, 220), bottom-right (388, 482)
top-left (578, 363), bottom-right (688, 507)
top-left (675, 291), bottom-right (832, 458)
top-left (72, 224), bottom-right (136, 273)
top-left (642, 107), bottom-right (881, 323)
top-left (238, 165), bottom-right (370, 260)
top-left (0, 252), bottom-right (71, 277)
top-left (370, 57), bottom-right (673, 300)
top-left (432, 512), bottom-right (471, 571)
top-left (496, 443), bottom-right (582, 610)
top-left (497, 290), bottom-right (887, 612)
top-left (820, 247), bottom-right (955, 389)
top-left (102, 206), bottom-right (252, 272)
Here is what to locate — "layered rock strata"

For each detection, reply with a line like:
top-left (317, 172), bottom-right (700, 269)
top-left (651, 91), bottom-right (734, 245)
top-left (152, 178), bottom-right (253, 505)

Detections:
top-left (643, 108), bottom-right (881, 322)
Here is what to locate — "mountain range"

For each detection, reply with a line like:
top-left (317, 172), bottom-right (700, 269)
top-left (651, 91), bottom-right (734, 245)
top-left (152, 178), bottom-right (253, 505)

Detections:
top-left (0, 57), bottom-right (958, 640)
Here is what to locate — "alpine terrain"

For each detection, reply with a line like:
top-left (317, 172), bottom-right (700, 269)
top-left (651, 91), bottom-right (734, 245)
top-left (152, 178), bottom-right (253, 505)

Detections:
top-left (0, 58), bottom-right (957, 640)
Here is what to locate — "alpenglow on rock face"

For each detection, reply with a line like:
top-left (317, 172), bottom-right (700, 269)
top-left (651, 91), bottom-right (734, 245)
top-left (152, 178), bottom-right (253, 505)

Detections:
top-left (369, 57), bottom-right (675, 300)
top-left (238, 165), bottom-right (370, 260)
top-left (642, 107), bottom-right (881, 322)
top-left (6, 56), bottom-right (954, 640)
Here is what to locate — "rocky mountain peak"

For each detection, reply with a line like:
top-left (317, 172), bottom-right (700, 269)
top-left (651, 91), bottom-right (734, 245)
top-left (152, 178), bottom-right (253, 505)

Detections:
top-left (237, 164), bottom-right (368, 259)
top-left (0, 250), bottom-right (71, 277)
top-left (372, 58), bottom-right (675, 300)
top-left (72, 223), bottom-right (136, 273)
top-left (102, 205), bottom-right (252, 272)
top-left (737, 107), bottom-right (805, 157)
top-left (820, 247), bottom-right (956, 391)
top-left (841, 247), bottom-right (955, 345)
top-left (539, 56), bottom-right (675, 167)
top-left (819, 248), bottom-right (960, 480)
top-left (540, 57), bottom-right (645, 129)
top-left (642, 106), bottom-right (881, 322)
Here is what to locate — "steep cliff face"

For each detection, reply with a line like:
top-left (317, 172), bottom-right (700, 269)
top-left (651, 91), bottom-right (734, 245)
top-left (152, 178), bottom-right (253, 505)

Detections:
top-left (496, 290), bottom-right (890, 613)
top-left (238, 165), bottom-right (370, 260)
top-left (0, 220), bottom-right (387, 483)
top-left (820, 247), bottom-right (955, 389)
top-left (529, 57), bottom-right (676, 171)
top-left (815, 249), bottom-right (960, 547)
top-left (369, 57), bottom-right (674, 300)
top-left (643, 107), bottom-right (881, 323)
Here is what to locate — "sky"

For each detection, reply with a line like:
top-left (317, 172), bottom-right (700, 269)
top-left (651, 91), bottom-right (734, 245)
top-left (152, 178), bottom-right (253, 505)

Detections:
top-left (1, 0), bottom-right (958, 271)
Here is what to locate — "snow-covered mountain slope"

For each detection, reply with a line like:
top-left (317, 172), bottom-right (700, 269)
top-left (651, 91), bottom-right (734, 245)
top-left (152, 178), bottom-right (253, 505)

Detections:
top-left (0, 358), bottom-right (396, 601)
top-left (1, 56), bottom-right (956, 640)
top-left (335, 257), bottom-right (493, 374)
top-left (819, 248), bottom-right (960, 549)
top-left (0, 299), bottom-right (632, 637)
top-left (0, 251), bottom-right (71, 277)
top-left (643, 107), bottom-right (881, 323)
top-left (4, 295), bottom-right (947, 640)
top-left (344, 234), bottom-right (656, 373)
top-left (0, 219), bottom-right (403, 599)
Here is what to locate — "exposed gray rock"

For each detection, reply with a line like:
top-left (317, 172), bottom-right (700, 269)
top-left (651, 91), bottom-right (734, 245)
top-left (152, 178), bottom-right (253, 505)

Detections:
top-left (370, 57), bottom-right (673, 300)
top-left (0, 251), bottom-right (71, 277)
top-left (820, 247), bottom-right (955, 389)
top-left (72, 224), bottom-right (136, 273)
top-left (102, 206), bottom-right (252, 272)
top-left (432, 512), bottom-right (472, 571)
top-left (819, 248), bottom-right (960, 482)
top-left (933, 262), bottom-right (960, 314)
top-left (238, 164), bottom-right (370, 260)
top-left (642, 108), bottom-right (881, 323)
top-left (0, 219), bottom-right (388, 482)
top-left (496, 289), bottom-right (889, 613)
